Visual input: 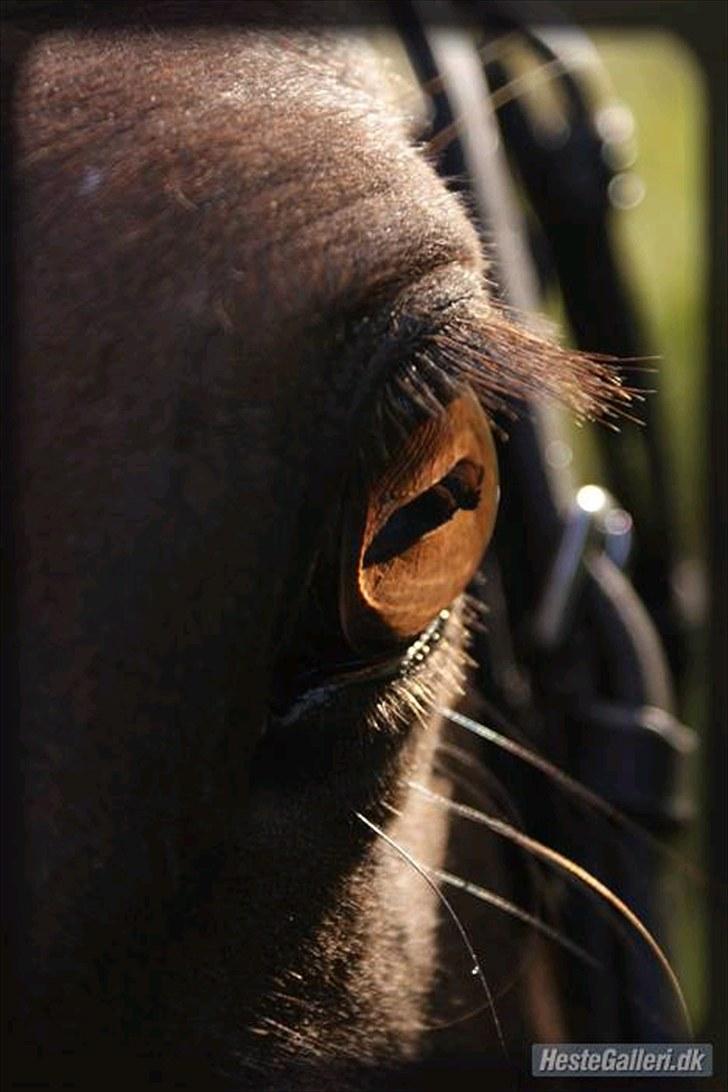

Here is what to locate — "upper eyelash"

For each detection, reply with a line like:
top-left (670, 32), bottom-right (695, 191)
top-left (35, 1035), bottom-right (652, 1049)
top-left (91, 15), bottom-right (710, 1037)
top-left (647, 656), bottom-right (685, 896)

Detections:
top-left (431, 302), bottom-right (633, 423)
top-left (358, 298), bottom-right (633, 476)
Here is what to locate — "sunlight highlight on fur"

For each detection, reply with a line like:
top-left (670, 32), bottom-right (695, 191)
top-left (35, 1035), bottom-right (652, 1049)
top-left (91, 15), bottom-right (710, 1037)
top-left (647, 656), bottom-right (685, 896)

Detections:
top-left (355, 811), bottom-right (508, 1059)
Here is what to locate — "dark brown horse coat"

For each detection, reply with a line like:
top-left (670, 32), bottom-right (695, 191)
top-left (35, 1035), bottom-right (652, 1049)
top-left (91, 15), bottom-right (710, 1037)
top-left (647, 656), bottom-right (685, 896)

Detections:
top-left (6, 6), bottom-right (589, 1088)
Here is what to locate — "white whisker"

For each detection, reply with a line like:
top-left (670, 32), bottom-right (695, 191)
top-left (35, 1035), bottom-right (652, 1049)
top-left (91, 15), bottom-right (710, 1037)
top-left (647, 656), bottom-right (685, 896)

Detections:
top-left (407, 780), bottom-right (692, 1035)
top-left (432, 867), bottom-right (600, 969)
top-left (355, 811), bottom-right (508, 1058)
top-left (440, 706), bottom-right (707, 887)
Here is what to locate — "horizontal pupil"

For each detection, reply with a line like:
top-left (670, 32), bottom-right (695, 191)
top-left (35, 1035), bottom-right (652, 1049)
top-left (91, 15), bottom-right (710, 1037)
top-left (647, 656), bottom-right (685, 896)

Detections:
top-left (363, 459), bottom-right (483, 568)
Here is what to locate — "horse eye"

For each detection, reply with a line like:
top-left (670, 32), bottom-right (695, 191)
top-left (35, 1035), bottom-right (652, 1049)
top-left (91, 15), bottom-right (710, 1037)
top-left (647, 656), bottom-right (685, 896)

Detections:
top-left (340, 390), bottom-right (499, 650)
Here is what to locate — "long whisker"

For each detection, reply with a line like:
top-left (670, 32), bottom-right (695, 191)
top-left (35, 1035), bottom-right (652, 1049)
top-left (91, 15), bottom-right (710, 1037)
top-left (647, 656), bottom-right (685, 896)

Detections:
top-left (432, 743), bottom-right (548, 911)
top-left (379, 795), bottom-right (592, 968)
top-left (431, 867), bottom-right (600, 970)
top-left (377, 799), bottom-right (667, 1034)
top-left (443, 704), bottom-right (650, 820)
top-left (440, 706), bottom-right (708, 889)
top-left (355, 811), bottom-right (508, 1058)
top-left (423, 757), bottom-right (677, 1029)
top-left (434, 740), bottom-right (530, 829)
top-left (406, 781), bottom-right (692, 1035)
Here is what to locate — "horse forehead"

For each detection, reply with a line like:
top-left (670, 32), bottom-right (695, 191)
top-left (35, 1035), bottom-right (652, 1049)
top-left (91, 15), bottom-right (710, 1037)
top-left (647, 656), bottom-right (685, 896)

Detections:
top-left (17, 26), bottom-right (482, 383)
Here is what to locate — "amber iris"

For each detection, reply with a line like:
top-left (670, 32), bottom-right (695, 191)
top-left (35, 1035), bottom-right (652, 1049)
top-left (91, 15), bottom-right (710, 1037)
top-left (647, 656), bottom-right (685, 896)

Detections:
top-left (341, 390), bottom-right (499, 651)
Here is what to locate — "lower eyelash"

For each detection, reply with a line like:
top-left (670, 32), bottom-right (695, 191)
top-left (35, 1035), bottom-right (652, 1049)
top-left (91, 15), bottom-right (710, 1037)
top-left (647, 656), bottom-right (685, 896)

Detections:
top-left (267, 604), bottom-right (468, 736)
top-left (366, 601), bottom-right (473, 738)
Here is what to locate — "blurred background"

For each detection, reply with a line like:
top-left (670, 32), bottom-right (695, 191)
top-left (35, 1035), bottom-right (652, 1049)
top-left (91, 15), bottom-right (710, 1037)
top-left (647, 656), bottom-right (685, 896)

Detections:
top-left (547, 25), bottom-right (709, 1025)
